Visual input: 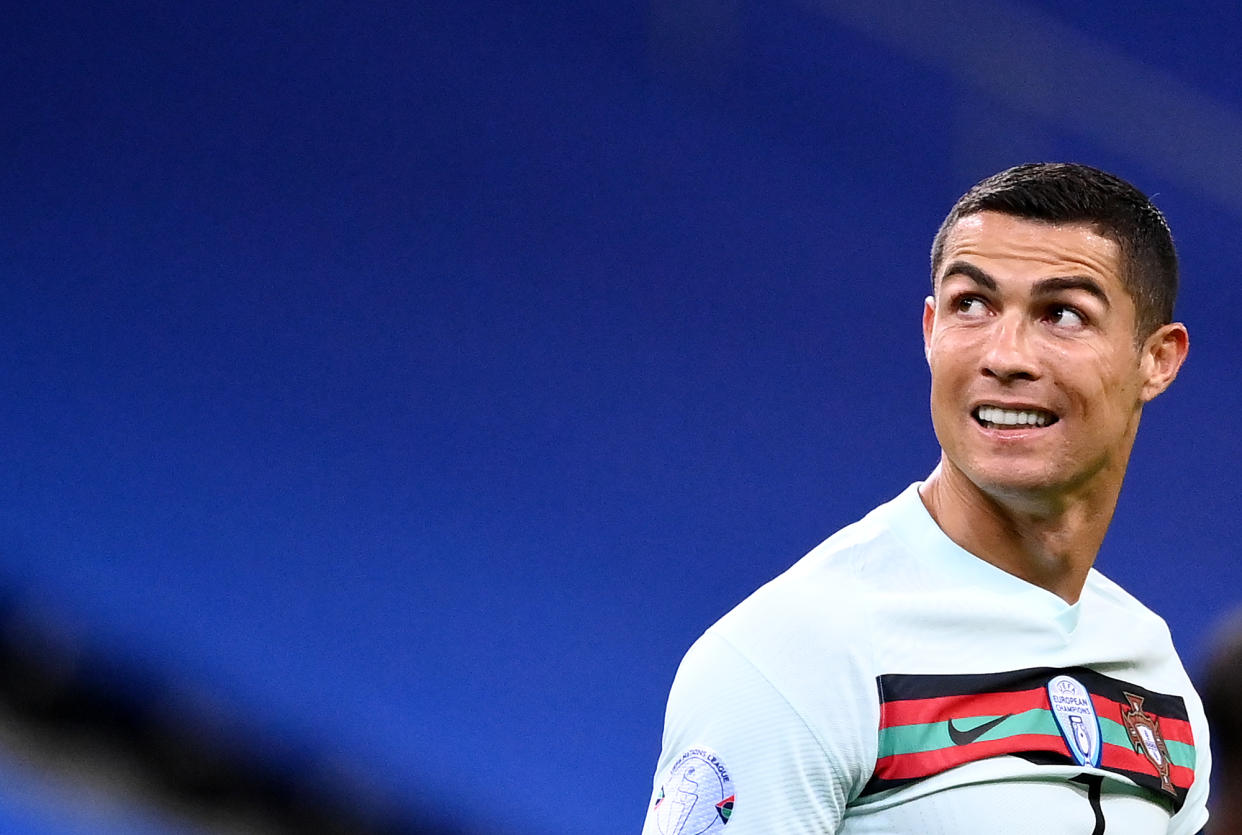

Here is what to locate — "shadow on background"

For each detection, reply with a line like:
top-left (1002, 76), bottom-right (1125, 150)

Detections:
top-left (1202, 607), bottom-right (1242, 835)
top-left (0, 589), bottom-right (481, 835)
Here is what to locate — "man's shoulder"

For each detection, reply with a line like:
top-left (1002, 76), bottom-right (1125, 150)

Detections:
top-left (1084, 567), bottom-right (1175, 635)
top-left (702, 489), bottom-right (921, 665)
top-left (1082, 568), bottom-right (1193, 690)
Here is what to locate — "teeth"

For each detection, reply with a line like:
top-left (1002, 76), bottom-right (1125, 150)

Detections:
top-left (976, 406), bottom-right (1053, 427)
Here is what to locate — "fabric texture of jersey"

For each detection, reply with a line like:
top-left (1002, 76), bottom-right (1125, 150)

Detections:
top-left (642, 483), bottom-right (1211, 834)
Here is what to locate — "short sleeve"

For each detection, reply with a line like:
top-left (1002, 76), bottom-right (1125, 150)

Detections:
top-left (1167, 689), bottom-right (1212, 835)
top-left (641, 630), bottom-right (874, 834)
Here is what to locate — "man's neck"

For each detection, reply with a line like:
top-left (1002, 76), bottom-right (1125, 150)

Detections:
top-left (917, 461), bottom-right (1121, 604)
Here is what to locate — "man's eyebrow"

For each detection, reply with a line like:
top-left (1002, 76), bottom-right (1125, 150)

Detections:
top-left (940, 260), bottom-right (997, 290)
top-left (940, 261), bottom-right (1112, 309)
top-left (1031, 276), bottom-right (1111, 308)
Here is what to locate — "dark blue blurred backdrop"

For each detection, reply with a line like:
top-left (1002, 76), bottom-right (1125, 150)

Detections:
top-left (2, 1), bottom-right (1240, 832)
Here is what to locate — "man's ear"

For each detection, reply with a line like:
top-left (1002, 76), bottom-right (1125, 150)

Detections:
top-left (922, 295), bottom-right (936, 365)
top-left (1139, 322), bottom-right (1190, 403)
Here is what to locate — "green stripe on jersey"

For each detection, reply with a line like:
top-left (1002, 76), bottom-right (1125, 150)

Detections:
top-left (878, 708), bottom-right (1058, 758)
top-left (878, 710), bottom-right (1196, 770)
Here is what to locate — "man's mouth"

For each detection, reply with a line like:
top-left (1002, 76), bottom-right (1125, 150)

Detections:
top-left (973, 405), bottom-right (1058, 429)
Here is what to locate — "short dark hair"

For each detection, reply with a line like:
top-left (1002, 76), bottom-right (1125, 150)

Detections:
top-left (929, 163), bottom-right (1178, 339)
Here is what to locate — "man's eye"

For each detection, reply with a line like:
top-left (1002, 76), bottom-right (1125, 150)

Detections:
top-left (1047, 305), bottom-right (1086, 327)
top-left (955, 296), bottom-right (987, 316)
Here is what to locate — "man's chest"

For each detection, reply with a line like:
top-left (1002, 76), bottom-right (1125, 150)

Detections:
top-left (842, 767), bottom-right (1172, 834)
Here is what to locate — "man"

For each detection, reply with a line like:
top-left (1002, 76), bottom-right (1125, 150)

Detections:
top-left (642, 163), bottom-right (1211, 834)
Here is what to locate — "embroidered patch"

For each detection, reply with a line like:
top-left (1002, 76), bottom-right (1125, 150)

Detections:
top-left (1047, 675), bottom-right (1101, 767)
top-left (1121, 692), bottom-right (1175, 793)
top-left (651, 747), bottom-right (735, 834)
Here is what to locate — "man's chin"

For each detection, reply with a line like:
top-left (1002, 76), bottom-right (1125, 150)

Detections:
top-left (962, 465), bottom-right (1071, 504)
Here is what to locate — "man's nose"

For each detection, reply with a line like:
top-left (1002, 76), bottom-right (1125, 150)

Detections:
top-left (981, 315), bottom-right (1040, 382)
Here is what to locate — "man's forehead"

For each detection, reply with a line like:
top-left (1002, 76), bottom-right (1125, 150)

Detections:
top-left (938, 211), bottom-right (1122, 281)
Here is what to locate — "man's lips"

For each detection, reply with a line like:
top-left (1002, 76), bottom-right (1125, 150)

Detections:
top-left (972, 404), bottom-right (1059, 429)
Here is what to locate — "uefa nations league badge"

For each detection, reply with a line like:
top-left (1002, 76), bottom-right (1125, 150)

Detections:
top-left (1048, 674), bottom-right (1102, 767)
top-left (651, 747), bottom-right (735, 834)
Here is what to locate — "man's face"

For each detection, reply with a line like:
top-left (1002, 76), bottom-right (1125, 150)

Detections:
top-left (923, 211), bottom-right (1183, 504)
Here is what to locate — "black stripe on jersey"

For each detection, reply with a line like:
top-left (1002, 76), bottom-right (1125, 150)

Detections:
top-left (876, 665), bottom-right (1190, 722)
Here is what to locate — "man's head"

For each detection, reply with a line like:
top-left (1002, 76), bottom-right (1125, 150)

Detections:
top-left (921, 164), bottom-right (1189, 508)
top-left (930, 163), bottom-right (1177, 340)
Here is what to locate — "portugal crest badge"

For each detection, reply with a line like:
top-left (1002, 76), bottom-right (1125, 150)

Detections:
top-left (1121, 692), bottom-right (1174, 793)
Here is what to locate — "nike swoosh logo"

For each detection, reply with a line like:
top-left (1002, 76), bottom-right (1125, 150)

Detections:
top-left (947, 714), bottom-right (1013, 745)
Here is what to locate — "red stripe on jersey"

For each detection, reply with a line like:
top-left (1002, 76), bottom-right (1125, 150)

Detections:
top-left (879, 687), bottom-right (1048, 728)
top-left (1099, 742), bottom-right (1196, 789)
top-left (1090, 694), bottom-right (1195, 746)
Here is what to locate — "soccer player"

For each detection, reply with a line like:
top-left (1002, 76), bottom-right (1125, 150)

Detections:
top-left (642, 163), bottom-right (1210, 834)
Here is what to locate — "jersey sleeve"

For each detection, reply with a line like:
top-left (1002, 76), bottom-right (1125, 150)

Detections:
top-left (641, 630), bottom-right (875, 834)
top-left (1167, 686), bottom-right (1212, 835)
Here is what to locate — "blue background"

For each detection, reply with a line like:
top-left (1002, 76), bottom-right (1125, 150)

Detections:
top-left (3, 1), bottom-right (1240, 832)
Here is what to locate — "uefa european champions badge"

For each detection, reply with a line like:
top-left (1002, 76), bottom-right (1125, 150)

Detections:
top-left (1047, 674), bottom-right (1102, 767)
top-left (651, 747), bottom-right (735, 834)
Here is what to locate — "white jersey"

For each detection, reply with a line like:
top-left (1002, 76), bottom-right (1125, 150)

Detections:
top-left (643, 484), bottom-right (1210, 834)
